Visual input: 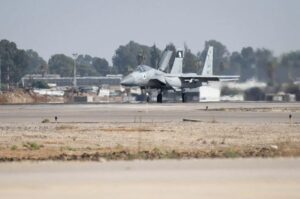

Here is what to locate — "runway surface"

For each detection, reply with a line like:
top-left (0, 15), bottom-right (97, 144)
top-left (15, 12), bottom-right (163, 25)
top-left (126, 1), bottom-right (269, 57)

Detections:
top-left (0, 102), bottom-right (299, 123)
top-left (0, 158), bottom-right (299, 199)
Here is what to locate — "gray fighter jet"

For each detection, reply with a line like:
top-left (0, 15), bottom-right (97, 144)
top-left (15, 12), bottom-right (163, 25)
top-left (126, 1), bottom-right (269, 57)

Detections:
top-left (121, 46), bottom-right (239, 102)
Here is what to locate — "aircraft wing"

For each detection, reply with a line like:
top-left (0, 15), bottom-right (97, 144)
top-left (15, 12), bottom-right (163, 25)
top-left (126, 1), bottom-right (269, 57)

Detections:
top-left (215, 75), bottom-right (240, 82)
top-left (167, 74), bottom-right (239, 83)
top-left (146, 75), bottom-right (167, 88)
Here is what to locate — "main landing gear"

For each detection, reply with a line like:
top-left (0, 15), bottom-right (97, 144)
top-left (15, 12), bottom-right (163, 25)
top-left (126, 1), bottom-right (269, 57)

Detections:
top-left (181, 89), bottom-right (187, 103)
top-left (157, 91), bottom-right (163, 103)
top-left (181, 92), bottom-right (186, 103)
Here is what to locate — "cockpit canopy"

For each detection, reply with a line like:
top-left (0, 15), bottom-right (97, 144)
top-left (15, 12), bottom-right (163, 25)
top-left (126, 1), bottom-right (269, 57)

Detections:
top-left (135, 65), bottom-right (152, 72)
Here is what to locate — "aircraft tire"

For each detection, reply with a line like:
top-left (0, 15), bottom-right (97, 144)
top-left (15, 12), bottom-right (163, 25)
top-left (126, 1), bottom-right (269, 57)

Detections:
top-left (182, 93), bottom-right (186, 103)
top-left (157, 93), bottom-right (162, 103)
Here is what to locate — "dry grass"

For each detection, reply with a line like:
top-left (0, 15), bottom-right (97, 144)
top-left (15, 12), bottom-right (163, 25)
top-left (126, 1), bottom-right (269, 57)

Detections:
top-left (0, 121), bottom-right (299, 161)
top-left (99, 127), bottom-right (152, 132)
top-left (55, 125), bottom-right (78, 131)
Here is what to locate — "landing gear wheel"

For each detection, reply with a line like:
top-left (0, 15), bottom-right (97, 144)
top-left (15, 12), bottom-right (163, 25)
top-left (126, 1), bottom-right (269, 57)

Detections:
top-left (181, 92), bottom-right (186, 103)
top-left (146, 92), bottom-right (150, 103)
top-left (157, 92), bottom-right (162, 103)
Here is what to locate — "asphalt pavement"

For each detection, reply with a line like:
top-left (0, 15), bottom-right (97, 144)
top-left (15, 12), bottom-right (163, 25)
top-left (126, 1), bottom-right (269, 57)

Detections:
top-left (0, 102), bottom-right (299, 123)
top-left (0, 158), bottom-right (299, 199)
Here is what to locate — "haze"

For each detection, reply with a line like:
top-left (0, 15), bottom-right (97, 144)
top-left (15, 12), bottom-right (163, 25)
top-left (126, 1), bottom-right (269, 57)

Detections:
top-left (0, 0), bottom-right (299, 63)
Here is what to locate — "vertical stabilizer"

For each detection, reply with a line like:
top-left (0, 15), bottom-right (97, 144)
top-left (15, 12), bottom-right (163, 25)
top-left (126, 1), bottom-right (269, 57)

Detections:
top-left (170, 50), bottom-right (183, 74)
top-left (158, 50), bottom-right (173, 72)
top-left (202, 46), bottom-right (213, 76)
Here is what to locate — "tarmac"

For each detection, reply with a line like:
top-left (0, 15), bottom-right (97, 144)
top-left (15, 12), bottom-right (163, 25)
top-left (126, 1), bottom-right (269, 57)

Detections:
top-left (0, 102), bottom-right (299, 123)
top-left (0, 158), bottom-right (299, 199)
top-left (0, 102), bottom-right (300, 198)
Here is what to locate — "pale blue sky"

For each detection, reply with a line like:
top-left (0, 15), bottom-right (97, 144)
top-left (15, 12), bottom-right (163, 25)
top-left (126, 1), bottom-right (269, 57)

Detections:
top-left (0, 0), bottom-right (299, 63)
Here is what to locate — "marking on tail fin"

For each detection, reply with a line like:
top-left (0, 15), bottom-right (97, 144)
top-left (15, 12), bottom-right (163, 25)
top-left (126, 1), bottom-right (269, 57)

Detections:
top-left (176, 50), bottom-right (183, 58)
top-left (202, 46), bottom-right (213, 76)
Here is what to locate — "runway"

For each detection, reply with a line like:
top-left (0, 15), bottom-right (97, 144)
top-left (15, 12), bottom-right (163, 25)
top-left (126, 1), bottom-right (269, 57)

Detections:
top-left (0, 102), bottom-right (299, 123)
top-left (0, 103), bottom-right (299, 198)
top-left (0, 158), bottom-right (299, 199)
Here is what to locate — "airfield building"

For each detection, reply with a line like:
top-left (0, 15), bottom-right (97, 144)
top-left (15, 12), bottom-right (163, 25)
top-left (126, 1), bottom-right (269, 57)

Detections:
top-left (21, 74), bottom-right (122, 88)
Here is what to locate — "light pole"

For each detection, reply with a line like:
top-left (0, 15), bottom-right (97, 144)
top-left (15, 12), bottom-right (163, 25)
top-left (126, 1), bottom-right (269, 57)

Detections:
top-left (72, 53), bottom-right (78, 88)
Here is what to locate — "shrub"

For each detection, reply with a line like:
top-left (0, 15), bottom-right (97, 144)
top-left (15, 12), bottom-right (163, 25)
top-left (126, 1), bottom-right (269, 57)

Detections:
top-left (23, 142), bottom-right (43, 150)
top-left (32, 80), bottom-right (49, 89)
top-left (42, 118), bottom-right (50, 123)
top-left (221, 86), bottom-right (242, 96)
top-left (244, 87), bottom-right (265, 101)
top-left (10, 145), bottom-right (18, 150)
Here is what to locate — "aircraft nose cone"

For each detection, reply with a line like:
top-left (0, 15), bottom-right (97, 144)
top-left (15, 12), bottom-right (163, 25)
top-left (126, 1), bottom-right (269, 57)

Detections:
top-left (121, 75), bottom-right (134, 86)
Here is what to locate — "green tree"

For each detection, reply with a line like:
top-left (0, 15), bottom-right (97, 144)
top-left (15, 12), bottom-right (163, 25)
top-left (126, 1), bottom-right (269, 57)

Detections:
top-left (200, 40), bottom-right (229, 75)
top-left (244, 87), bottom-right (265, 101)
top-left (137, 50), bottom-right (146, 65)
top-left (112, 41), bottom-right (152, 75)
top-left (32, 80), bottom-right (49, 89)
top-left (280, 51), bottom-right (300, 82)
top-left (25, 49), bottom-right (47, 74)
top-left (0, 39), bottom-right (32, 86)
top-left (221, 86), bottom-right (242, 96)
top-left (255, 48), bottom-right (275, 82)
top-left (92, 57), bottom-right (110, 76)
top-left (150, 44), bottom-right (161, 68)
top-left (229, 51), bottom-right (243, 78)
top-left (76, 54), bottom-right (98, 76)
top-left (183, 44), bottom-right (199, 73)
top-left (229, 48), bottom-right (277, 83)
top-left (284, 83), bottom-right (300, 101)
top-left (240, 47), bottom-right (256, 81)
top-left (266, 60), bottom-right (277, 86)
top-left (48, 54), bottom-right (74, 77)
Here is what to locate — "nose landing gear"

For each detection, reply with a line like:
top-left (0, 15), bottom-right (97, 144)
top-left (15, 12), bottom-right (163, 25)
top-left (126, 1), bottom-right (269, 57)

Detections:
top-left (157, 91), bottom-right (163, 103)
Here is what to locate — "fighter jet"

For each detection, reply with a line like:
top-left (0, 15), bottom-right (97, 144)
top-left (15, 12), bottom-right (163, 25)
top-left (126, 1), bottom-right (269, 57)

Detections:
top-left (121, 46), bottom-right (239, 102)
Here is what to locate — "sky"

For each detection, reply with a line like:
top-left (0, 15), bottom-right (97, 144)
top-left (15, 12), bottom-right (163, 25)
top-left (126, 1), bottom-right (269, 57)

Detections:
top-left (0, 0), bottom-right (299, 64)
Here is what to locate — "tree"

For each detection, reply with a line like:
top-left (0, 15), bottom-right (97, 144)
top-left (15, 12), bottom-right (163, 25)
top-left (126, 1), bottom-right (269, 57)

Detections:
top-left (92, 57), bottom-right (110, 76)
top-left (0, 39), bottom-right (32, 87)
top-left (112, 41), bottom-right (152, 75)
top-left (244, 87), bottom-right (265, 101)
top-left (76, 55), bottom-right (98, 76)
top-left (48, 54), bottom-right (74, 77)
top-left (280, 51), bottom-right (300, 82)
top-left (266, 60), bottom-right (277, 86)
top-left (183, 44), bottom-right (199, 73)
top-left (200, 40), bottom-right (229, 75)
top-left (137, 50), bottom-right (145, 65)
top-left (12, 50), bottom-right (29, 84)
top-left (150, 44), bottom-right (161, 68)
top-left (255, 48), bottom-right (274, 82)
top-left (25, 49), bottom-right (47, 74)
top-left (229, 51), bottom-right (243, 78)
top-left (284, 83), bottom-right (300, 101)
top-left (221, 86), bottom-right (242, 96)
top-left (32, 80), bottom-right (49, 89)
top-left (240, 47), bottom-right (256, 81)
top-left (229, 47), bottom-right (277, 83)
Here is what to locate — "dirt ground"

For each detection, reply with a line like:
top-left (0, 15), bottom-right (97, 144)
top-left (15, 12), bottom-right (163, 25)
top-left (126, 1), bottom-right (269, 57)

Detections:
top-left (0, 90), bottom-right (62, 104)
top-left (0, 120), bottom-right (299, 161)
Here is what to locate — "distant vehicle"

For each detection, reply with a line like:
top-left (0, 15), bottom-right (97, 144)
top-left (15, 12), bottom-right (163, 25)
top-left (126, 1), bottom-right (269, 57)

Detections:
top-left (121, 46), bottom-right (239, 102)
